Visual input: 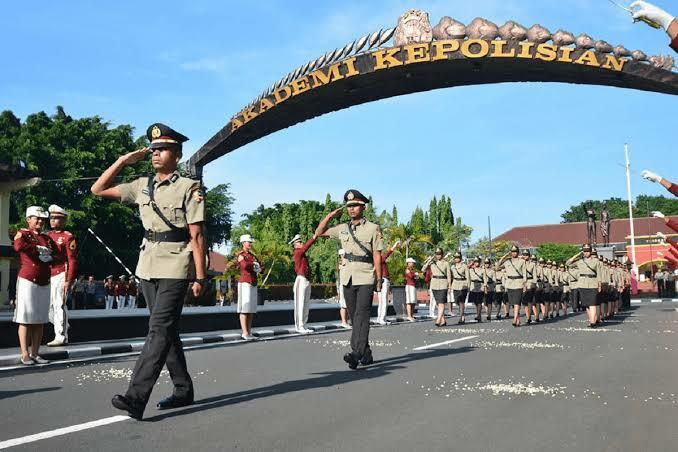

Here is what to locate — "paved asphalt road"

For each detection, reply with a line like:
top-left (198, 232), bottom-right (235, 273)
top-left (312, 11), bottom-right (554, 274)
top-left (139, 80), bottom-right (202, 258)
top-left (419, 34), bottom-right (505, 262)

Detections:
top-left (1, 304), bottom-right (677, 451)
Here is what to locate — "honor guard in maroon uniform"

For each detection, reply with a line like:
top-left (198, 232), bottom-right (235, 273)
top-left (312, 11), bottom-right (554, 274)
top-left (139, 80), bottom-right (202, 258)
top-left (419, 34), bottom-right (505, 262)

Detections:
top-left (289, 233), bottom-right (318, 333)
top-left (236, 234), bottom-right (262, 340)
top-left (115, 276), bottom-right (128, 309)
top-left (46, 204), bottom-right (77, 346)
top-left (104, 275), bottom-right (115, 309)
top-left (404, 257), bottom-right (418, 321)
top-left (377, 240), bottom-right (400, 325)
top-left (13, 206), bottom-right (55, 365)
top-left (128, 278), bottom-right (138, 308)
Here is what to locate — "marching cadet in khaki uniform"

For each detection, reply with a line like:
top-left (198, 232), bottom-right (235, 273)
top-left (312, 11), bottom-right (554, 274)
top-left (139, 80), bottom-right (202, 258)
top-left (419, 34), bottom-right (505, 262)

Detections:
top-left (599, 255), bottom-right (611, 322)
top-left (451, 251), bottom-right (471, 324)
top-left (522, 250), bottom-right (537, 324)
top-left (567, 263), bottom-right (581, 313)
top-left (538, 258), bottom-right (551, 322)
top-left (498, 245), bottom-right (527, 327)
top-left (558, 264), bottom-right (570, 317)
top-left (482, 258), bottom-right (497, 321)
top-left (423, 248), bottom-right (452, 327)
top-left (92, 123), bottom-right (206, 420)
top-left (566, 244), bottom-right (602, 328)
top-left (468, 257), bottom-right (486, 322)
top-left (316, 190), bottom-right (384, 370)
top-left (529, 255), bottom-right (542, 322)
top-left (494, 263), bottom-right (507, 319)
top-left (613, 261), bottom-right (623, 316)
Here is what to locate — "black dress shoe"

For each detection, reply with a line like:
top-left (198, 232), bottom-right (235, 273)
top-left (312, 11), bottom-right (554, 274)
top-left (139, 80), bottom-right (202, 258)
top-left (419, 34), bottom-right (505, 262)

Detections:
top-left (343, 352), bottom-right (359, 370)
top-left (360, 349), bottom-right (373, 366)
top-left (156, 393), bottom-right (194, 410)
top-left (112, 394), bottom-right (144, 420)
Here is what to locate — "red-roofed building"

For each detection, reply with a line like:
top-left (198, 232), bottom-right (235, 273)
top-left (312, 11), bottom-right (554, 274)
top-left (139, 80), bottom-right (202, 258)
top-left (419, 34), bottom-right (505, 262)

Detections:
top-left (495, 216), bottom-right (678, 271)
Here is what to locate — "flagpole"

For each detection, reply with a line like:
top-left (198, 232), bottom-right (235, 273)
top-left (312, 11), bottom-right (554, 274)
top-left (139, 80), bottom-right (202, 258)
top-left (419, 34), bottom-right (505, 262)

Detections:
top-left (488, 216), bottom-right (493, 259)
top-left (625, 143), bottom-right (638, 275)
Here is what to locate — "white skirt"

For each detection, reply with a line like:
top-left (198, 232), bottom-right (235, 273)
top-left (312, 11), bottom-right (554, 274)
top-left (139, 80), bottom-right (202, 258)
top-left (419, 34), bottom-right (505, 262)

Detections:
top-left (337, 282), bottom-right (346, 308)
top-left (237, 282), bottom-right (258, 314)
top-left (405, 285), bottom-right (417, 304)
top-left (14, 277), bottom-right (50, 324)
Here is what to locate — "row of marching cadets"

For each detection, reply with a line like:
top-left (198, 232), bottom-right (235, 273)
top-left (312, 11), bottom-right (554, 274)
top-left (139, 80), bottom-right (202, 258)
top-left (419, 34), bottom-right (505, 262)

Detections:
top-left (417, 244), bottom-right (631, 328)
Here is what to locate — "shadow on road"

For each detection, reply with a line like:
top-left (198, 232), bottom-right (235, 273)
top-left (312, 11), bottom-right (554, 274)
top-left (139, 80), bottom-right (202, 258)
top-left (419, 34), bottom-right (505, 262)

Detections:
top-left (0, 386), bottom-right (61, 401)
top-left (146, 346), bottom-right (474, 422)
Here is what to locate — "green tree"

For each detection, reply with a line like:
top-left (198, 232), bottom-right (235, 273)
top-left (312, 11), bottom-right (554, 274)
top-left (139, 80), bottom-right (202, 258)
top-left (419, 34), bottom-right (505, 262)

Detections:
top-left (468, 239), bottom-right (512, 260)
top-left (536, 243), bottom-right (580, 263)
top-left (5, 107), bottom-right (234, 277)
top-left (561, 196), bottom-right (678, 223)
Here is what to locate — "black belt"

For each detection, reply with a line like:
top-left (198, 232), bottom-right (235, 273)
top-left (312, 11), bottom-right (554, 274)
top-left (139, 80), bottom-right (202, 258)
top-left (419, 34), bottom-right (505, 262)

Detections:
top-left (487, 280), bottom-right (495, 284)
top-left (144, 229), bottom-right (189, 242)
top-left (507, 276), bottom-right (523, 279)
top-left (471, 280), bottom-right (482, 283)
top-left (453, 278), bottom-right (466, 281)
top-left (344, 253), bottom-right (371, 263)
top-left (580, 274), bottom-right (596, 278)
top-left (432, 275), bottom-right (447, 279)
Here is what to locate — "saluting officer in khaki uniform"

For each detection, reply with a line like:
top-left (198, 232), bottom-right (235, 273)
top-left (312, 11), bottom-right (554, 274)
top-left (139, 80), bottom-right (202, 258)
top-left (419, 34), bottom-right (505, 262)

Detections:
top-left (92, 123), bottom-right (206, 420)
top-left (566, 244), bottom-right (602, 328)
top-left (468, 257), bottom-right (486, 323)
top-left (316, 190), bottom-right (384, 370)
top-left (498, 245), bottom-right (527, 327)
top-left (423, 248), bottom-right (452, 327)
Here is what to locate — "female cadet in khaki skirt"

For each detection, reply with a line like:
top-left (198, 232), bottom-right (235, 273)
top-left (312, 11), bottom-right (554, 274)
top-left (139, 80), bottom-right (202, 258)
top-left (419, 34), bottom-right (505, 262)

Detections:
top-left (450, 251), bottom-right (471, 324)
top-left (423, 248), bottom-right (452, 327)
top-left (468, 257), bottom-right (486, 322)
top-left (337, 249), bottom-right (350, 329)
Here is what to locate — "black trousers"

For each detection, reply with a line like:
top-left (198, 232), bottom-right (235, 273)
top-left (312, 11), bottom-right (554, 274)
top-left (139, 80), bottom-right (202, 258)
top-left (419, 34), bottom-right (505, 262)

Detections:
top-left (126, 279), bottom-right (192, 407)
top-left (343, 282), bottom-right (374, 358)
top-left (658, 280), bottom-right (665, 297)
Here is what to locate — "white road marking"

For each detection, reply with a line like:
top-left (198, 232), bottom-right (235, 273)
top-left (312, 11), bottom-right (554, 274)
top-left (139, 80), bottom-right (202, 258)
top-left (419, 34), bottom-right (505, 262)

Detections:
top-left (631, 299), bottom-right (642, 304)
top-left (0, 415), bottom-right (129, 450)
top-left (413, 335), bottom-right (478, 351)
top-left (651, 299), bottom-right (663, 303)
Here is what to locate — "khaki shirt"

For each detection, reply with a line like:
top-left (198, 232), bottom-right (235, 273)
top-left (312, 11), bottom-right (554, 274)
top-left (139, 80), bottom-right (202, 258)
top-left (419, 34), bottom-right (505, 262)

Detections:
top-left (494, 268), bottom-right (505, 292)
top-left (118, 172), bottom-right (204, 280)
top-left (541, 266), bottom-right (552, 292)
top-left (327, 219), bottom-right (384, 286)
top-left (524, 261), bottom-right (537, 289)
top-left (451, 262), bottom-right (471, 290)
top-left (469, 266), bottom-right (485, 292)
top-left (501, 258), bottom-right (527, 290)
top-left (573, 257), bottom-right (602, 289)
top-left (484, 267), bottom-right (497, 291)
top-left (425, 259), bottom-right (451, 290)
top-left (567, 268), bottom-right (579, 290)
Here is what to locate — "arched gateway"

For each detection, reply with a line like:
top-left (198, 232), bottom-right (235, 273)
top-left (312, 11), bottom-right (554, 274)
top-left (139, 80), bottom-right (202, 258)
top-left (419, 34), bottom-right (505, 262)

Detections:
top-left (187, 10), bottom-right (678, 176)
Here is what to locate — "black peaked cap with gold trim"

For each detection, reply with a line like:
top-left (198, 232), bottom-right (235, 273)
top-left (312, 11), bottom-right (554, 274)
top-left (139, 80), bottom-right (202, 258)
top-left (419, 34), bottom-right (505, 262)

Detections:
top-left (147, 123), bottom-right (189, 150)
top-left (344, 189), bottom-right (369, 206)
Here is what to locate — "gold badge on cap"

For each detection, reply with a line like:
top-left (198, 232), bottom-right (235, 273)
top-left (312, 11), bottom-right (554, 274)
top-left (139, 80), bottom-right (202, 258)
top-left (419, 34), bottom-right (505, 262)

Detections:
top-left (151, 126), bottom-right (161, 139)
top-left (347, 192), bottom-right (355, 200)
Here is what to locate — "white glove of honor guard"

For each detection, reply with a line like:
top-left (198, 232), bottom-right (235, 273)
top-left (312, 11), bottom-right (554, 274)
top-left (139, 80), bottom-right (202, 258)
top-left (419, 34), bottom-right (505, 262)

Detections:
top-left (652, 211), bottom-right (666, 219)
top-left (640, 169), bottom-right (663, 183)
top-left (630, 1), bottom-right (676, 31)
top-left (656, 231), bottom-right (667, 240)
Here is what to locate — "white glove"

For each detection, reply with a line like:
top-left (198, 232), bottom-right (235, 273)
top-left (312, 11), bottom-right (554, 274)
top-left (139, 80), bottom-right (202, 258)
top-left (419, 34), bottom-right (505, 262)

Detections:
top-left (36, 245), bottom-right (53, 263)
top-left (656, 231), bottom-right (667, 240)
top-left (652, 210), bottom-right (666, 219)
top-left (640, 169), bottom-right (663, 183)
top-left (253, 262), bottom-right (262, 274)
top-left (630, 1), bottom-right (675, 31)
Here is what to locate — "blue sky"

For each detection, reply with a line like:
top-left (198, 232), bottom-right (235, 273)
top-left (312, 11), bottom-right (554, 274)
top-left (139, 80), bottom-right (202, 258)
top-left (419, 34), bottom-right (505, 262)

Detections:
top-left (2, 0), bottom-right (677, 243)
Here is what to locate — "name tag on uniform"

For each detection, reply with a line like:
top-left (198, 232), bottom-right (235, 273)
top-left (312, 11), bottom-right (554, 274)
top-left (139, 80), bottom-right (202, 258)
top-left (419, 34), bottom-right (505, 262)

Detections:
top-left (142, 187), bottom-right (150, 196)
